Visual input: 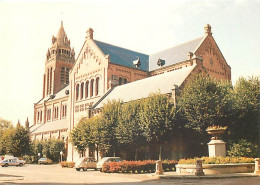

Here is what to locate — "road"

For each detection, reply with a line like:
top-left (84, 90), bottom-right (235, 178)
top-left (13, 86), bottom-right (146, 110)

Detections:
top-left (0, 164), bottom-right (260, 185)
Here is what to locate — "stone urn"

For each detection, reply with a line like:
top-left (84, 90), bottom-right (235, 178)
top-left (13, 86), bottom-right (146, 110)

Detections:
top-left (206, 126), bottom-right (227, 140)
top-left (206, 126), bottom-right (227, 157)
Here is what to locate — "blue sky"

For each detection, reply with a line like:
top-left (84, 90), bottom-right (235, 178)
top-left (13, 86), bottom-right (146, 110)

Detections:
top-left (0, 0), bottom-right (259, 125)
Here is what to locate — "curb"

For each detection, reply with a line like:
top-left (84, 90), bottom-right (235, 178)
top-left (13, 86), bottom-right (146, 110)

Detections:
top-left (155, 174), bottom-right (259, 180)
top-left (0, 177), bottom-right (24, 182)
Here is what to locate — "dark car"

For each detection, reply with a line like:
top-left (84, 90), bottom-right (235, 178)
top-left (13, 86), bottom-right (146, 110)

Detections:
top-left (38, 157), bottom-right (52, 165)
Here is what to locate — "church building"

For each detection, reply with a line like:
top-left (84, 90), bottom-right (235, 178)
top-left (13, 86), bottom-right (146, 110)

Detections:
top-left (30, 22), bottom-right (231, 161)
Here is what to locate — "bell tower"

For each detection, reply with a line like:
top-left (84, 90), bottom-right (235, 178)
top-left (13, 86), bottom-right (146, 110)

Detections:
top-left (43, 21), bottom-right (75, 98)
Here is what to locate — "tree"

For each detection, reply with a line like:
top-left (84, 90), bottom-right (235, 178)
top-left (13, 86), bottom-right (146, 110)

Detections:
top-left (177, 74), bottom-right (233, 132)
top-left (140, 93), bottom-right (175, 160)
top-left (9, 123), bottom-right (30, 157)
top-left (116, 100), bottom-right (146, 160)
top-left (231, 76), bottom-right (260, 143)
top-left (0, 118), bottom-right (13, 155)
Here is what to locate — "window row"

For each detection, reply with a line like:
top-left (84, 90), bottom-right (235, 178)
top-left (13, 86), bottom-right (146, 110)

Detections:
top-left (37, 105), bottom-right (67, 123)
top-left (76, 77), bottom-right (100, 101)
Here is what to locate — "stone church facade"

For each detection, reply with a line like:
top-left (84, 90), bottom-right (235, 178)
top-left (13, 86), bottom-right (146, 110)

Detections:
top-left (30, 22), bottom-right (231, 161)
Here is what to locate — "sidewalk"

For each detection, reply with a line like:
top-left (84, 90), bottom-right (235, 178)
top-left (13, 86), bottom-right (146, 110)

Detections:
top-left (0, 174), bottom-right (24, 182)
top-left (149, 171), bottom-right (260, 180)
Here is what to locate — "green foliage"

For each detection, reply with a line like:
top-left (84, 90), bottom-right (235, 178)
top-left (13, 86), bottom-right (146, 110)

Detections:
top-left (0, 120), bottom-right (30, 157)
top-left (140, 93), bottom-right (175, 143)
top-left (227, 139), bottom-right (258, 158)
top-left (177, 74), bottom-right (233, 132)
top-left (231, 76), bottom-right (260, 142)
top-left (30, 139), bottom-right (65, 162)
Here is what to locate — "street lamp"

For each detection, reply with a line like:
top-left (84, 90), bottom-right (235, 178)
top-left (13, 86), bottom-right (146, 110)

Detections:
top-left (60, 151), bottom-right (63, 162)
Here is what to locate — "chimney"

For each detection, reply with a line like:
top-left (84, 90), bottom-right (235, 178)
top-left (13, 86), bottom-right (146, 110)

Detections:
top-left (188, 52), bottom-right (193, 60)
top-left (86, 28), bottom-right (94, 40)
top-left (204, 24), bottom-right (212, 36)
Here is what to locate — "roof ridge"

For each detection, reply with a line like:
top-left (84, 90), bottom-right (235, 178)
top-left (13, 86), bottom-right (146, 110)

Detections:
top-left (94, 40), bottom-right (148, 56)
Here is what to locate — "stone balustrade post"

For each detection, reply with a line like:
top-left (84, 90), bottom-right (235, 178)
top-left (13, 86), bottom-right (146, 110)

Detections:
top-left (195, 159), bottom-right (205, 176)
top-left (255, 158), bottom-right (260, 174)
top-left (155, 160), bottom-right (163, 175)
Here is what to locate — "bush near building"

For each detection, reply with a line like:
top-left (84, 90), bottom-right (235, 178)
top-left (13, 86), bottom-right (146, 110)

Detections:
top-left (102, 160), bottom-right (178, 173)
top-left (60, 161), bottom-right (75, 168)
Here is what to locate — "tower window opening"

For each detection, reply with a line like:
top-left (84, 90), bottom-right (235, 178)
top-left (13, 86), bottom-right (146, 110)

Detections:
top-left (66, 68), bottom-right (70, 84)
top-left (61, 67), bottom-right (65, 84)
top-left (124, 78), bottom-right (127, 84)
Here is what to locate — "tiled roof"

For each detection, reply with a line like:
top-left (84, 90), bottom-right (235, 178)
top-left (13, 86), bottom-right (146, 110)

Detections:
top-left (149, 36), bottom-right (205, 71)
top-left (94, 40), bottom-right (149, 71)
top-left (30, 119), bottom-right (68, 134)
top-left (93, 64), bottom-right (197, 109)
top-left (36, 85), bottom-right (69, 105)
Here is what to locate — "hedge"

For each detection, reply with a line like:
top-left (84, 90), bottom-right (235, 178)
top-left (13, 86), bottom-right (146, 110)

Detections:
top-left (102, 160), bottom-right (177, 173)
top-left (60, 161), bottom-right (75, 168)
top-left (178, 157), bottom-right (255, 164)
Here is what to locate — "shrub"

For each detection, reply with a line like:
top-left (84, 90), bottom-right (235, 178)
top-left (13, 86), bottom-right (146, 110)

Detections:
top-left (178, 156), bottom-right (255, 164)
top-left (23, 155), bottom-right (37, 164)
top-left (227, 139), bottom-right (258, 158)
top-left (102, 160), bottom-right (177, 173)
top-left (60, 161), bottom-right (75, 168)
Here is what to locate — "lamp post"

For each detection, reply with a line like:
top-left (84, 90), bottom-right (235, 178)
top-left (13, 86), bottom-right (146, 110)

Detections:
top-left (60, 151), bottom-right (63, 162)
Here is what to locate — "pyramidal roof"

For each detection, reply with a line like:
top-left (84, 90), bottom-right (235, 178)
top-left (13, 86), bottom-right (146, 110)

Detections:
top-left (55, 21), bottom-right (69, 47)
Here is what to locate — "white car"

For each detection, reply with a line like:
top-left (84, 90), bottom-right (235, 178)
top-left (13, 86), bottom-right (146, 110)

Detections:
top-left (0, 158), bottom-right (26, 167)
top-left (96, 157), bottom-right (122, 171)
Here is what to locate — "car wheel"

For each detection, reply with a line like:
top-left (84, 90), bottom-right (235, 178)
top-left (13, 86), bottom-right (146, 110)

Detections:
top-left (83, 168), bottom-right (87, 171)
top-left (4, 164), bottom-right (8, 167)
top-left (19, 163), bottom-right (23, 167)
top-left (76, 168), bottom-right (80, 171)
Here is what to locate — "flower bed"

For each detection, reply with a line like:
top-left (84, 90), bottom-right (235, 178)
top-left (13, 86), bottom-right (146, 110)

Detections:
top-left (60, 161), bottom-right (75, 168)
top-left (178, 156), bottom-right (255, 164)
top-left (102, 160), bottom-right (177, 173)
top-left (177, 157), bottom-right (255, 174)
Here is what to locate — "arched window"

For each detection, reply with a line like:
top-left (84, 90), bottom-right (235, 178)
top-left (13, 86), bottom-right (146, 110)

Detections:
top-left (61, 67), bottom-right (65, 84)
top-left (85, 81), bottom-right (89, 98)
top-left (90, 79), bottom-right (94, 97)
top-left (95, 77), bottom-right (99, 96)
top-left (119, 77), bottom-right (122, 85)
top-left (76, 84), bottom-right (79, 101)
top-left (124, 78), bottom-right (127, 84)
top-left (80, 82), bottom-right (84, 99)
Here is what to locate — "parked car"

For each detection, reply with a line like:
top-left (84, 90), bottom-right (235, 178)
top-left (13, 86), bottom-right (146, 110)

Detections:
top-left (38, 157), bottom-right (52, 165)
top-left (96, 157), bottom-right (122, 171)
top-left (75, 157), bottom-right (97, 171)
top-left (0, 158), bottom-right (26, 167)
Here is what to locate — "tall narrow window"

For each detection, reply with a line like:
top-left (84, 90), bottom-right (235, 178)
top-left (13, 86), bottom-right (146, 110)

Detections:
top-left (80, 82), bottom-right (84, 99)
top-left (119, 77), bottom-right (122, 85)
top-left (85, 81), bottom-right (89, 98)
top-left (76, 84), bottom-right (79, 101)
top-left (95, 77), bottom-right (99, 96)
top-left (124, 78), bottom-right (127, 84)
top-left (47, 69), bottom-right (50, 95)
top-left (40, 111), bottom-right (42, 122)
top-left (50, 67), bottom-right (52, 93)
top-left (61, 67), bottom-right (65, 84)
top-left (66, 68), bottom-right (70, 84)
top-left (90, 79), bottom-right (94, 97)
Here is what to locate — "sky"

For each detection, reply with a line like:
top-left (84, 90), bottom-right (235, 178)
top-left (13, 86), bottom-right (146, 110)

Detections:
top-left (0, 0), bottom-right (259, 126)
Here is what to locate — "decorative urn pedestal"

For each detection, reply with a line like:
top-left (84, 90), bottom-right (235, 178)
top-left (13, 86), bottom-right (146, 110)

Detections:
top-left (207, 126), bottom-right (227, 157)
